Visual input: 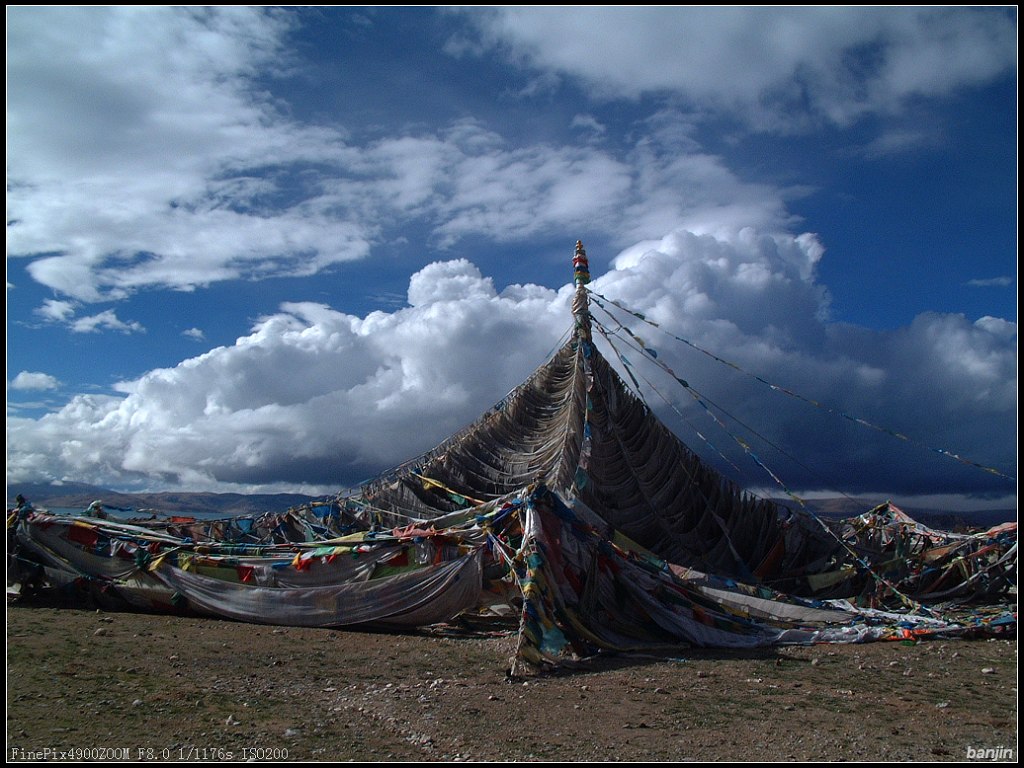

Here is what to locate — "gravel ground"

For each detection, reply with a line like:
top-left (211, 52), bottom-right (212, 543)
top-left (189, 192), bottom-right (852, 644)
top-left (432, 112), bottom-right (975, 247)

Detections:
top-left (6, 603), bottom-right (1018, 762)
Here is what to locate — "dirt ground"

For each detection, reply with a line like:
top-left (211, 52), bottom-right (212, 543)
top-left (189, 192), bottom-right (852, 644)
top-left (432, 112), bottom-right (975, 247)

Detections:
top-left (6, 602), bottom-right (1017, 763)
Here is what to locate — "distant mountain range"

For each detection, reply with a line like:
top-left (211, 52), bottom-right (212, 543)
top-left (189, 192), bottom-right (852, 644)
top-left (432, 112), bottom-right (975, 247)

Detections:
top-left (8, 481), bottom-right (323, 517)
top-left (777, 496), bottom-right (1015, 530)
top-left (7, 481), bottom-right (1014, 529)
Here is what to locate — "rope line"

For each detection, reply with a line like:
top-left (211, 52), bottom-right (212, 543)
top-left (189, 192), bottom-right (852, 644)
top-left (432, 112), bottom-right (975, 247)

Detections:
top-left (588, 309), bottom-right (928, 613)
top-left (586, 289), bottom-right (1014, 482)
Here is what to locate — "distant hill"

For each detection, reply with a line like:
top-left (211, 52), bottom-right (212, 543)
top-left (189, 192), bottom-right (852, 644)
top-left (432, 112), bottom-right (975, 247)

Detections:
top-left (780, 496), bottom-right (1015, 529)
top-left (7, 482), bottom-right (323, 516)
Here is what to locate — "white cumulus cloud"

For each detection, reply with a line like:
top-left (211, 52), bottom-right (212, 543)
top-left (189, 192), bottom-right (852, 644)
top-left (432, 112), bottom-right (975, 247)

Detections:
top-left (6, 260), bottom-right (568, 492)
top-left (10, 372), bottom-right (61, 391)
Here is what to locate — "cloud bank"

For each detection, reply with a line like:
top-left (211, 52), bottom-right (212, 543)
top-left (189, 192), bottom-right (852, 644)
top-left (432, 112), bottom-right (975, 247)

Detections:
top-left (456, 7), bottom-right (1016, 132)
top-left (7, 232), bottom-right (1015, 501)
top-left (7, 7), bottom-right (368, 304)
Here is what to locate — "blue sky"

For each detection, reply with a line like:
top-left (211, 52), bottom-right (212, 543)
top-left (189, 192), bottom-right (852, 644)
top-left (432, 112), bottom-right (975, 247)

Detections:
top-left (6, 7), bottom-right (1017, 511)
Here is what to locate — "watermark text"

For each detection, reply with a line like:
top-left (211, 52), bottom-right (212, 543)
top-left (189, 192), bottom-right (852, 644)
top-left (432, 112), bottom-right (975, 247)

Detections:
top-left (966, 746), bottom-right (1014, 762)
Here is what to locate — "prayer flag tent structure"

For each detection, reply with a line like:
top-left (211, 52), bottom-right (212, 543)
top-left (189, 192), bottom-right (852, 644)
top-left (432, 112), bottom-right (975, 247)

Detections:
top-left (8, 242), bottom-right (1016, 669)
